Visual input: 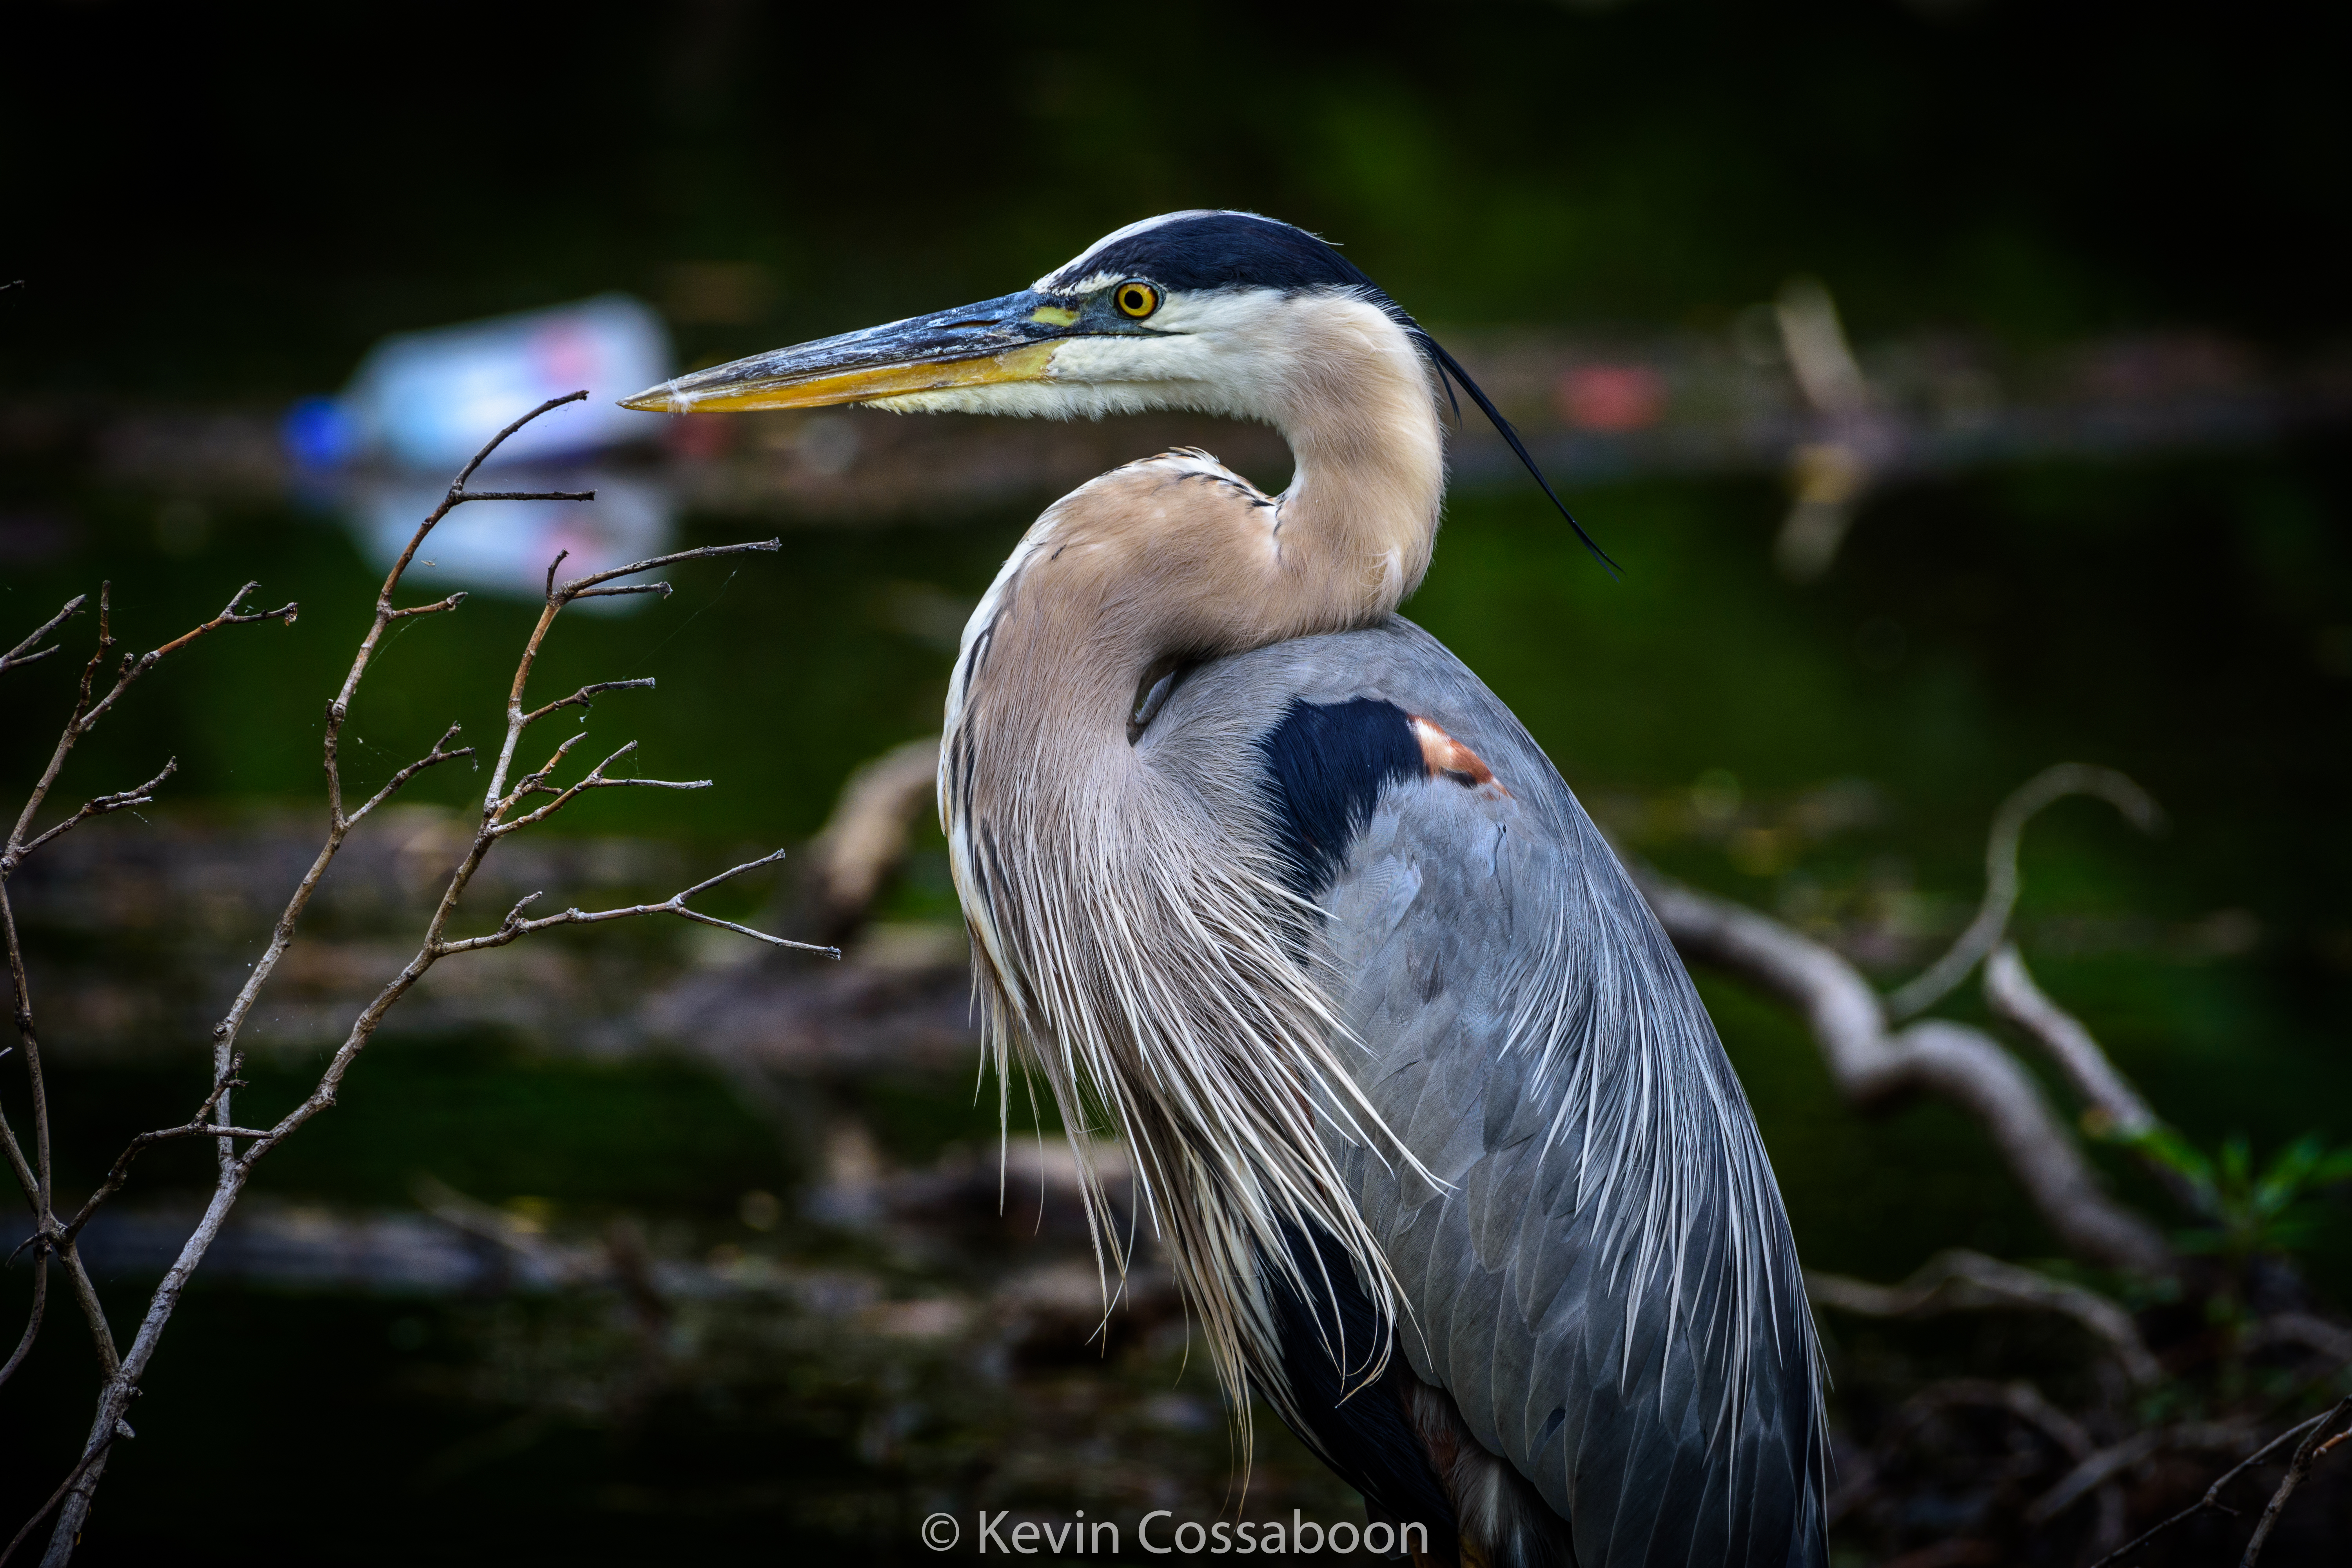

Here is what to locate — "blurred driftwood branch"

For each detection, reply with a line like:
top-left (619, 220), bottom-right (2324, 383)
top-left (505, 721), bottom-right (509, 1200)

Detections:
top-left (1644, 762), bottom-right (2352, 1563)
top-left (0, 395), bottom-right (832, 1567)
top-left (1635, 865), bottom-right (2174, 1274)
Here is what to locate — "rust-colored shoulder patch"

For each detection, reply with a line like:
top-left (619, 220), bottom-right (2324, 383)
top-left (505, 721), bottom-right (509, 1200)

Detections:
top-left (1408, 716), bottom-right (1510, 798)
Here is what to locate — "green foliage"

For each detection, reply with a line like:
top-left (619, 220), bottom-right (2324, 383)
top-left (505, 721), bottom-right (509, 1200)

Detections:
top-left (2114, 1123), bottom-right (2352, 1267)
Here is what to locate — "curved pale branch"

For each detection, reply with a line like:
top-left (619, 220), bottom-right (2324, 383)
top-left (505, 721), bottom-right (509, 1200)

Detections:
top-left (1638, 868), bottom-right (2173, 1275)
top-left (1886, 762), bottom-right (2161, 1021)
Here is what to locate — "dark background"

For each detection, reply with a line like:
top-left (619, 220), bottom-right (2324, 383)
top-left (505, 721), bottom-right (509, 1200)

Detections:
top-left (3, 1), bottom-right (2349, 1563)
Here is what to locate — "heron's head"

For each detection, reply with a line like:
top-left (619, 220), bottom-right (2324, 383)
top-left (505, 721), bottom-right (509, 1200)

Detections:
top-left (622, 209), bottom-right (1610, 567)
top-left (620, 211), bottom-right (1422, 424)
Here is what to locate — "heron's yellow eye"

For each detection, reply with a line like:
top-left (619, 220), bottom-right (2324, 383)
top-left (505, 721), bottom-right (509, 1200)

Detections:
top-left (1115, 280), bottom-right (1160, 319)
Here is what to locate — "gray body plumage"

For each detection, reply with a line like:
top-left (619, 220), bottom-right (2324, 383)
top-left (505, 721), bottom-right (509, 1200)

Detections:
top-left (1151, 618), bottom-right (1827, 1568)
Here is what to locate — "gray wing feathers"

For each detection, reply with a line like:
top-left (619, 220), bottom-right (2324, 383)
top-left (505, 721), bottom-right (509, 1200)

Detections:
top-left (1191, 619), bottom-right (1826, 1568)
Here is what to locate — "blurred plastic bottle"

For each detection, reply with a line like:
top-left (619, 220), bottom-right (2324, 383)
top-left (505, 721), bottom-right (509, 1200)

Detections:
top-left (287, 294), bottom-right (672, 472)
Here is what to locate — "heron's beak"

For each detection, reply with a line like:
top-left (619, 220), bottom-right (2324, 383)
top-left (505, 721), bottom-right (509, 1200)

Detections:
top-left (619, 290), bottom-right (1093, 413)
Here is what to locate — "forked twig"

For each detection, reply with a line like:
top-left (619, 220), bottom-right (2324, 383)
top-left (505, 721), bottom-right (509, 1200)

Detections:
top-left (0, 597), bottom-right (86, 677)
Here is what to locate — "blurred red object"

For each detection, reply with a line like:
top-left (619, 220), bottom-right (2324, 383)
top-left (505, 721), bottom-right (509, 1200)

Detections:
top-left (1555, 363), bottom-right (1666, 432)
top-left (664, 413), bottom-right (737, 460)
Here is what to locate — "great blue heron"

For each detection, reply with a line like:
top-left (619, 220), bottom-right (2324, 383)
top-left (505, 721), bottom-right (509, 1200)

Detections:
top-left (625, 211), bottom-right (1826, 1568)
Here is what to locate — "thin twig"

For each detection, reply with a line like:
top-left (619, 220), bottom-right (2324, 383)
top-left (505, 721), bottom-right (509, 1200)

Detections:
top-left (553, 539), bottom-right (782, 602)
top-left (346, 726), bottom-right (474, 827)
top-left (386, 592), bottom-right (469, 621)
top-left (11, 760), bottom-right (179, 864)
top-left (432, 849), bottom-right (838, 958)
top-left (2089, 1400), bottom-right (2352, 1567)
top-left (0, 598), bottom-right (85, 677)
top-left (0, 1419), bottom-right (129, 1568)
top-left (2237, 1396), bottom-right (2352, 1567)
top-left (64, 1111), bottom-right (267, 1245)
top-left (2029, 1421), bottom-right (2247, 1526)
top-left (0, 1252), bottom-right (45, 1390)
top-left (520, 677), bottom-right (657, 726)
top-left (73, 581), bottom-right (299, 735)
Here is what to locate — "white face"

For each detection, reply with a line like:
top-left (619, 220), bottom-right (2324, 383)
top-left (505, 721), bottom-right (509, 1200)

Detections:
top-left (866, 285), bottom-right (1398, 426)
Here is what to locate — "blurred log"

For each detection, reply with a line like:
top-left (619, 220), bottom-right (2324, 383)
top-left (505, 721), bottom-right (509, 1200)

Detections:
top-left (804, 735), bottom-right (942, 946)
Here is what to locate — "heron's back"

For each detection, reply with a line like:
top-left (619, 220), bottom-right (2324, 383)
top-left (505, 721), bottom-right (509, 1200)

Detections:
top-left (1148, 617), bottom-right (1827, 1568)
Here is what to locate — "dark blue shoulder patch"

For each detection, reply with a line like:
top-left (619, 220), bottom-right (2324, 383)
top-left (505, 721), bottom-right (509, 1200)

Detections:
top-left (1257, 697), bottom-right (1422, 898)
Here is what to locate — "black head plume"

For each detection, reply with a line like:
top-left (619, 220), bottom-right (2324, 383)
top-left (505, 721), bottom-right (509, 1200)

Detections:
top-left (1415, 332), bottom-right (1619, 578)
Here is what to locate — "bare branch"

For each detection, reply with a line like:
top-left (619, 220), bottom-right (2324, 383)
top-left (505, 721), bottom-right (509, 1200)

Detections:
top-left (9, 760), bottom-right (178, 868)
top-left (6, 581), bottom-right (292, 877)
top-left (56, 1246), bottom-right (116, 1378)
top-left (346, 725), bottom-right (473, 826)
top-left (2029, 1422), bottom-right (2249, 1527)
top-left (434, 849), bottom-right (838, 959)
top-left (0, 597), bottom-right (85, 677)
top-left (448, 390), bottom-right (588, 494)
top-left (0, 1254), bottom-right (44, 1391)
top-left (369, 393), bottom-right (591, 625)
top-left (2089, 1400), bottom-right (2352, 1567)
top-left (386, 592), bottom-right (469, 621)
top-left (2238, 1396), bottom-right (2352, 1567)
top-left (503, 729), bottom-right (595, 805)
top-left (1638, 867), bottom-right (2174, 1275)
top-left (0, 1418), bottom-right (129, 1568)
top-left (1982, 943), bottom-right (2157, 1136)
top-left (76, 581), bottom-right (299, 734)
top-left (1887, 764), bottom-right (2162, 1021)
top-left (16, 399), bottom-right (826, 1566)
top-left (446, 489), bottom-right (595, 505)
top-left (1808, 1248), bottom-right (2163, 1386)
top-left (521, 677), bottom-right (657, 726)
top-left (64, 1122), bottom-right (268, 1246)
top-left (552, 538), bottom-right (782, 602)
top-left (489, 741), bottom-right (712, 837)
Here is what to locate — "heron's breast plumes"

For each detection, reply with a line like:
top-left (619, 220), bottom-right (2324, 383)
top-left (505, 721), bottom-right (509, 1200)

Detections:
top-left (937, 512), bottom-right (1427, 1455)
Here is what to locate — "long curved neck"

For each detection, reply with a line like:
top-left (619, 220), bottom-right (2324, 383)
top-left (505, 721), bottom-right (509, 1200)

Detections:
top-left (943, 295), bottom-right (1449, 761)
top-left (1264, 294), bottom-right (1447, 616)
